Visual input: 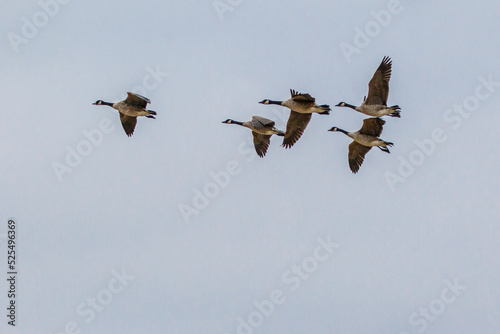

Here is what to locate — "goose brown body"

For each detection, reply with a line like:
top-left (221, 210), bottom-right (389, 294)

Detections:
top-left (259, 89), bottom-right (331, 148)
top-left (336, 57), bottom-right (401, 118)
top-left (222, 116), bottom-right (285, 158)
top-left (93, 92), bottom-right (157, 137)
top-left (329, 117), bottom-right (393, 174)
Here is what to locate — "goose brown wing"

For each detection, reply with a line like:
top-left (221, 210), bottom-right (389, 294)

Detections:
top-left (290, 89), bottom-right (315, 106)
top-left (125, 92), bottom-right (150, 108)
top-left (252, 132), bottom-right (272, 158)
top-left (348, 142), bottom-right (372, 174)
top-left (365, 56), bottom-right (392, 106)
top-left (251, 116), bottom-right (275, 130)
top-left (359, 117), bottom-right (385, 137)
top-left (282, 111), bottom-right (312, 148)
top-left (119, 113), bottom-right (137, 137)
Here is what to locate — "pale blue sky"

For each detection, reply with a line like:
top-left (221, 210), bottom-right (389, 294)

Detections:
top-left (1, 1), bottom-right (499, 333)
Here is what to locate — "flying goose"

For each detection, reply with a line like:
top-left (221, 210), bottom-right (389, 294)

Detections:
top-left (328, 117), bottom-right (393, 174)
top-left (336, 56), bottom-right (400, 118)
top-left (259, 89), bottom-right (330, 148)
top-left (92, 92), bottom-right (157, 137)
top-left (222, 116), bottom-right (285, 158)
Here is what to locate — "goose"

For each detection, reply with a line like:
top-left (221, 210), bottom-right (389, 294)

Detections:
top-left (92, 92), bottom-right (157, 137)
top-left (328, 117), bottom-right (393, 174)
top-left (336, 56), bottom-right (400, 118)
top-left (259, 89), bottom-right (330, 148)
top-left (222, 116), bottom-right (285, 157)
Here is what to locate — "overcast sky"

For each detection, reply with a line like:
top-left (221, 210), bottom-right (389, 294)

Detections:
top-left (1, 1), bottom-right (499, 333)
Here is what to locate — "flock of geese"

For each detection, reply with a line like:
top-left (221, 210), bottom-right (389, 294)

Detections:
top-left (92, 56), bottom-right (400, 174)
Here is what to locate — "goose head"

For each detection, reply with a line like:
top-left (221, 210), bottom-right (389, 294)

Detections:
top-left (259, 99), bottom-right (271, 105)
top-left (93, 100), bottom-right (104, 105)
top-left (222, 119), bottom-right (233, 124)
top-left (335, 102), bottom-right (347, 107)
top-left (328, 127), bottom-right (339, 132)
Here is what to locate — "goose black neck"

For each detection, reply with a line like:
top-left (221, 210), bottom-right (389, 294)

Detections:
top-left (268, 100), bottom-right (283, 106)
top-left (344, 103), bottom-right (357, 110)
top-left (231, 120), bottom-right (244, 125)
top-left (101, 101), bottom-right (114, 107)
top-left (337, 128), bottom-right (349, 135)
